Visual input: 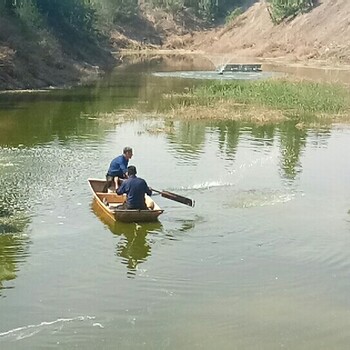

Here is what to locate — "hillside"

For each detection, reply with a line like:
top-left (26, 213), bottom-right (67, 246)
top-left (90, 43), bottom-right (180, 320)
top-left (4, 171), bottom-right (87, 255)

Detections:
top-left (0, 14), bottom-right (115, 90)
top-left (188, 0), bottom-right (350, 66)
top-left (1, 0), bottom-right (350, 90)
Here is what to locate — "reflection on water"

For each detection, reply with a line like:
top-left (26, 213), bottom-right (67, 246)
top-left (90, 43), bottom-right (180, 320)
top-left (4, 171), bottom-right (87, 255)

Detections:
top-left (115, 223), bottom-right (160, 278)
top-left (166, 120), bottom-right (206, 162)
top-left (91, 199), bottom-right (199, 278)
top-left (0, 164), bottom-right (31, 295)
top-left (279, 121), bottom-right (307, 179)
top-left (0, 234), bottom-right (18, 290)
top-left (161, 116), bottom-right (317, 180)
top-left (91, 199), bottom-right (162, 278)
top-left (163, 118), bottom-right (331, 180)
top-left (264, 62), bottom-right (350, 84)
top-left (216, 120), bottom-right (241, 160)
top-left (0, 216), bottom-right (30, 295)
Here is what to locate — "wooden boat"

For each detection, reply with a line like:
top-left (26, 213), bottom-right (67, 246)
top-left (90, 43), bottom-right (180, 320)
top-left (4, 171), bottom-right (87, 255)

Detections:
top-left (88, 178), bottom-right (164, 223)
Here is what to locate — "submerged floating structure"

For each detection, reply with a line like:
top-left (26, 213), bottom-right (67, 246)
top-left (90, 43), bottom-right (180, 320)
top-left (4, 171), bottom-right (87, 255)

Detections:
top-left (218, 64), bottom-right (262, 74)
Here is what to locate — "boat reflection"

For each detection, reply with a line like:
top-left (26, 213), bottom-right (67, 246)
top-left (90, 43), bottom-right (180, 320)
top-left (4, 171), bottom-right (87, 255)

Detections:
top-left (115, 222), bottom-right (162, 278)
top-left (91, 199), bottom-right (162, 278)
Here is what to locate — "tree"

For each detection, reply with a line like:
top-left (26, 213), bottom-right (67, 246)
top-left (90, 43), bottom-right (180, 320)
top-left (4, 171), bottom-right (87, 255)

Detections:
top-left (267, 0), bottom-right (315, 24)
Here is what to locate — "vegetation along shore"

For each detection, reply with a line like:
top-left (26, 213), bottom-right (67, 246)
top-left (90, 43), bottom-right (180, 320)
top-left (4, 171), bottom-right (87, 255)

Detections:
top-left (1, 0), bottom-right (350, 124)
top-left (162, 78), bottom-right (350, 124)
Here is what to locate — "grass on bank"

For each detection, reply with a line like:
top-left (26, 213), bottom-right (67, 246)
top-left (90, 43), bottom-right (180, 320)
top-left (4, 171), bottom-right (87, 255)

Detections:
top-left (165, 79), bottom-right (350, 124)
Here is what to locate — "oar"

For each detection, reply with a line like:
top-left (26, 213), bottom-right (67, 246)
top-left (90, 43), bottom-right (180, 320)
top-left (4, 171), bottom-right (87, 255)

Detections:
top-left (118, 178), bottom-right (195, 207)
top-left (151, 188), bottom-right (195, 207)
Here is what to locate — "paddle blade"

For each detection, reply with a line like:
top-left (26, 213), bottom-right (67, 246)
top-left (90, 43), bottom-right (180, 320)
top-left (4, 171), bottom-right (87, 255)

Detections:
top-left (160, 190), bottom-right (195, 207)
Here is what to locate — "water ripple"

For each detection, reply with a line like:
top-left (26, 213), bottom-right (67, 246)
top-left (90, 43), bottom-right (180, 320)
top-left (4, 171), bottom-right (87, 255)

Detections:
top-left (0, 316), bottom-right (97, 341)
top-left (224, 189), bottom-right (298, 208)
top-left (153, 71), bottom-right (275, 81)
top-left (177, 181), bottom-right (235, 191)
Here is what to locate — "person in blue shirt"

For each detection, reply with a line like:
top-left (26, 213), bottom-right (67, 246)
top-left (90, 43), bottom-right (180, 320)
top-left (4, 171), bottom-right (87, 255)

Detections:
top-left (103, 146), bottom-right (133, 192)
top-left (117, 165), bottom-right (152, 210)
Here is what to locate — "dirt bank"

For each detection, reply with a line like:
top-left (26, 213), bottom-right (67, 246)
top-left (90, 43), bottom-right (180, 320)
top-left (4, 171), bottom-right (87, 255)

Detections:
top-left (112, 0), bottom-right (350, 72)
top-left (188, 0), bottom-right (350, 66)
top-left (0, 15), bottom-right (115, 91)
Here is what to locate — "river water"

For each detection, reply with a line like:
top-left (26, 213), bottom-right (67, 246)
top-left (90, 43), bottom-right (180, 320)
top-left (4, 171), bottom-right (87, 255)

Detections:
top-left (1, 55), bottom-right (350, 349)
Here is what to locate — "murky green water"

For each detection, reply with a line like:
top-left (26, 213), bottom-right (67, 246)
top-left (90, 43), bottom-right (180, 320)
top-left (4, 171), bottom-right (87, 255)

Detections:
top-left (1, 55), bottom-right (350, 349)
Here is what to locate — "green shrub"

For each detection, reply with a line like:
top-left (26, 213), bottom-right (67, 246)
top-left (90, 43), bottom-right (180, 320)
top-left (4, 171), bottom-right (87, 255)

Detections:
top-left (15, 0), bottom-right (42, 29)
top-left (267, 0), bottom-right (314, 24)
top-left (34, 0), bottom-right (100, 42)
top-left (225, 7), bottom-right (243, 25)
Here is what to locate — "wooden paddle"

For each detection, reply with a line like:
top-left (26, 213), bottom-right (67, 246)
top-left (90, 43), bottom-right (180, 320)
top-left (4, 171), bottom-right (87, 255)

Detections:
top-left (117, 178), bottom-right (195, 207)
top-left (150, 188), bottom-right (195, 207)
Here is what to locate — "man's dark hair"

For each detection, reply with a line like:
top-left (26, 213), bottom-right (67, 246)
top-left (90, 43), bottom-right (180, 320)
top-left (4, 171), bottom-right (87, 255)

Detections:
top-left (123, 146), bottom-right (133, 154)
top-left (127, 165), bottom-right (137, 176)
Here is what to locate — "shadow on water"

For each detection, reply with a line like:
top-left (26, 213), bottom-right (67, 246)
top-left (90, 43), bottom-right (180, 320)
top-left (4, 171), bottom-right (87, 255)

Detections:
top-left (91, 200), bottom-right (162, 278)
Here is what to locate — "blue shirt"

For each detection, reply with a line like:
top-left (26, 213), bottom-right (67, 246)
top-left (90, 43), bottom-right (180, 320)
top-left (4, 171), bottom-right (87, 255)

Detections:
top-left (107, 155), bottom-right (128, 178)
top-left (117, 175), bottom-right (152, 209)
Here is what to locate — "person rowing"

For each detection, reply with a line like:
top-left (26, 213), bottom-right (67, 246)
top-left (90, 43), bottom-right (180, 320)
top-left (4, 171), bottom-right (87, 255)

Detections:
top-left (116, 165), bottom-right (152, 210)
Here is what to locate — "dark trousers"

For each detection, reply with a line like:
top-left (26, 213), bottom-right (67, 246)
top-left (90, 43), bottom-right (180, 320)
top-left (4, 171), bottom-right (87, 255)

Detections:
top-left (102, 175), bottom-right (114, 193)
top-left (103, 175), bottom-right (126, 193)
